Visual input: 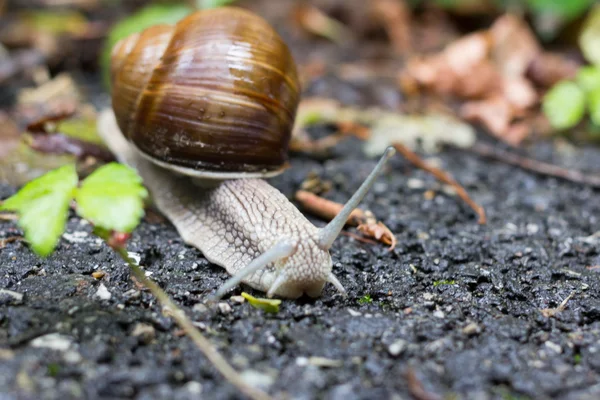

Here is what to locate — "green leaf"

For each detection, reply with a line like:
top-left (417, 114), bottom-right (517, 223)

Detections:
top-left (241, 292), bottom-right (281, 313)
top-left (589, 89), bottom-right (600, 126)
top-left (195, 0), bottom-right (238, 9)
top-left (579, 4), bottom-right (600, 66)
top-left (76, 163), bottom-right (148, 233)
top-left (526, 0), bottom-right (595, 20)
top-left (357, 294), bottom-right (373, 305)
top-left (542, 81), bottom-right (587, 130)
top-left (0, 165), bottom-right (78, 256)
top-left (101, 3), bottom-right (193, 87)
top-left (577, 66), bottom-right (600, 93)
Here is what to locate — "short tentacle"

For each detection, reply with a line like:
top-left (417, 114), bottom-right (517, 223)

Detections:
top-left (266, 273), bottom-right (289, 298)
top-left (209, 240), bottom-right (297, 301)
top-left (327, 273), bottom-right (347, 297)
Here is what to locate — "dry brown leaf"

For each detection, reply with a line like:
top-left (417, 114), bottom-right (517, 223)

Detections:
top-left (526, 52), bottom-right (580, 88)
top-left (461, 95), bottom-right (512, 137)
top-left (489, 14), bottom-right (541, 78)
top-left (372, 0), bottom-right (411, 54)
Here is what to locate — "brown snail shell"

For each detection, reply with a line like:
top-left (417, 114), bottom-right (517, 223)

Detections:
top-left (110, 7), bottom-right (300, 178)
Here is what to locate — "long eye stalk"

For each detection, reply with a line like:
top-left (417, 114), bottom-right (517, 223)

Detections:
top-left (317, 147), bottom-right (395, 250)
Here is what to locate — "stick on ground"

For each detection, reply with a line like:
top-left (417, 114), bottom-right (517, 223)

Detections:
top-left (393, 143), bottom-right (487, 224)
top-left (468, 142), bottom-right (600, 188)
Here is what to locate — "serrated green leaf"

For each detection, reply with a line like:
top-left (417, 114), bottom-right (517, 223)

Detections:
top-left (241, 292), bottom-right (281, 313)
top-left (0, 164), bottom-right (78, 256)
top-left (195, 0), bottom-right (237, 9)
top-left (580, 4), bottom-right (600, 66)
top-left (542, 80), bottom-right (586, 130)
top-left (76, 163), bottom-right (148, 233)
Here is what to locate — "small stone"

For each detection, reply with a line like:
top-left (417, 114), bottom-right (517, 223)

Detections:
top-left (123, 289), bottom-right (140, 299)
top-left (0, 289), bottom-right (24, 304)
top-left (422, 292), bottom-right (434, 301)
top-left (230, 295), bottom-right (245, 304)
top-left (0, 349), bottom-right (15, 360)
top-left (127, 252), bottom-right (141, 265)
top-left (30, 333), bottom-right (72, 351)
top-left (545, 341), bottom-right (562, 354)
top-left (295, 357), bottom-right (309, 367)
top-left (387, 339), bottom-right (408, 356)
top-left (240, 369), bottom-right (275, 390)
top-left (92, 271), bottom-right (105, 279)
top-left (131, 323), bottom-right (155, 344)
top-left (63, 350), bottom-right (82, 364)
top-left (462, 322), bottom-right (482, 336)
top-left (182, 381), bottom-right (202, 394)
top-left (95, 284), bottom-right (111, 301)
top-left (308, 356), bottom-right (343, 368)
top-left (407, 178), bottom-right (425, 189)
top-left (218, 302), bottom-right (232, 314)
top-left (433, 310), bottom-right (445, 318)
top-left (347, 308), bottom-right (362, 317)
top-left (193, 303), bottom-right (209, 313)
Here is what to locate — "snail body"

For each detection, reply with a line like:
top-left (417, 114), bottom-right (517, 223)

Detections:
top-left (99, 7), bottom-right (394, 299)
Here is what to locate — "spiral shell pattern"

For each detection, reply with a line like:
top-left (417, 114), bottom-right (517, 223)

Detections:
top-left (110, 7), bottom-right (300, 176)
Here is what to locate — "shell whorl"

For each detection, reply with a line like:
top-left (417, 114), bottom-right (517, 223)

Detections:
top-left (110, 7), bottom-right (300, 176)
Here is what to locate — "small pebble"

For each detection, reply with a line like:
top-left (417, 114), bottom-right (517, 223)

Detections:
top-left (95, 284), bottom-right (111, 301)
top-left (193, 303), bottom-right (209, 313)
top-left (182, 381), bottom-right (202, 394)
top-left (545, 341), bottom-right (562, 354)
top-left (218, 302), bottom-right (232, 314)
top-left (296, 357), bottom-right (309, 367)
top-left (63, 350), bottom-right (82, 364)
top-left (433, 310), bottom-right (445, 318)
top-left (230, 295), bottom-right (245, 304)
top-left (30, 333), bottom-right (72, 351)
top-left (308, 356), bottom-right (343, 368)
top-left (347, 308), bottom-right (362, 317)
top-left (387, 339), bottom-right (408, 356)
top-left (462, 322), bottom-right (482, 336)
top-left (0, 289), bottom-right (24, 304)
top-left (240, 370), bottom-right (275, 390)
top-left (131, 323), bottom-right (156, 344)
top-left (92, 271), bottom-right (105, 279)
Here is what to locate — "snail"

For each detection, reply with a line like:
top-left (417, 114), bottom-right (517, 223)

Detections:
top-left (97, 7), bottom-right (394, 300)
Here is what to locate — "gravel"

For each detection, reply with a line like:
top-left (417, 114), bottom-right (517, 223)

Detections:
top-left (2, 137), bottom-right (600, 399)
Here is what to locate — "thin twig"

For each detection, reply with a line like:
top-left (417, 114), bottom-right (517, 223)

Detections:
top-left (468, 142), bottom-right (600, 188)
top-left (0, 236), bottom-right (22, 248)
top-left (295, 190), bottom-right (397, 249)
top-left (540, 291), bottom-right (576, 318)
top-left (0, 213), bottom-right (18, 221)
top-left (114, 247), bottom-right (272, 400)
top-left (405, 368), bottom-right (442, 400)
top-left (296, 190), bottom-right (364, 225)
top-left (393, 143), bottom-right (487, 224)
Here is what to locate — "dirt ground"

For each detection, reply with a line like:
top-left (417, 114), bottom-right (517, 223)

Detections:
top-left (2, 0), bottom-right (600, 398)
top-left (2, 131), bottom-right (600, 399)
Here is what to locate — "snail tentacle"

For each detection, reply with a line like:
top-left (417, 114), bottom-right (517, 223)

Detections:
top-left (317, 147), bottom-right (396, 250)
top-left (211, 240), bottom-right (298, 301)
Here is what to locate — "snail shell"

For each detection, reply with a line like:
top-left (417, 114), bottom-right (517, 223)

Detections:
top-left (110, 7), bottom-right (300, 178)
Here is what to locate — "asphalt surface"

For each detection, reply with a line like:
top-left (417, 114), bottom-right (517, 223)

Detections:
top-left (1, 133), bottom-right (600, 400)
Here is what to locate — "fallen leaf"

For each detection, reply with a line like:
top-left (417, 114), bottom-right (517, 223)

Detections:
top-left (241, 292), bottom-right (281, 313)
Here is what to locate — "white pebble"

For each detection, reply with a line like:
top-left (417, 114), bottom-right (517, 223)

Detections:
top-left (95, 284), bottom-right (112, 301)
top-left (30, 333), bottom-right (72, 351)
